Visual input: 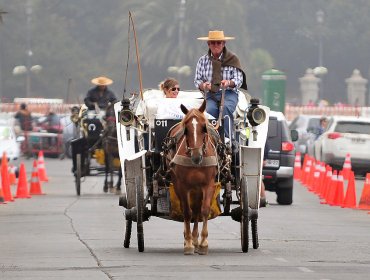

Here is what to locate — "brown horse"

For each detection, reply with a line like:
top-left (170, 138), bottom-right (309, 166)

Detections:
top-left (167, 100), bottom-right (218, 255)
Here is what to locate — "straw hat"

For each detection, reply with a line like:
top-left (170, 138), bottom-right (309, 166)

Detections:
top-left (91, 76), bottom-right (113, 86)
top-left (197, 30), bottom-right (235, 41)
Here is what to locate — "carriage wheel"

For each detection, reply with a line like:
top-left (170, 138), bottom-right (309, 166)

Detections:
top-left (251, 218), bottom-right (259, 249)
top-left (75, 153), bottom-right (81, 196)
top-left (123, 218), bottom-right (132, 248)
top-left (240, 177), bottom-right (249, 252)
top-left (135, 176), bottom-right (145, 252)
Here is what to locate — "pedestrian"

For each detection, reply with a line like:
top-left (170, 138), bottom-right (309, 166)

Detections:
top-left (84, 76), bottom-right (117, 111)
top-left (194, 30), bottom-right (248, 139)
top-left (14, 103), bottom-right (33, 132)
top-left (316, 116), bottom-right (328, 139)
top-left (159, 77), bottom-right (180, 98)
top-left (260, 140), bottom-right (269, 207)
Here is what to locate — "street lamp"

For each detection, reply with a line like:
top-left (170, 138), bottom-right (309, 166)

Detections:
top-left (316, 9), bottom-right (324, 67)
top-left (316, 9), bottom-right (325, 100)
top-left (13, 64), bottom-right (42, 97)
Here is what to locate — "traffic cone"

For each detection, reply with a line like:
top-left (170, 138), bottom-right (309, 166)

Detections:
top-left (342, 171), bottom-right (357, 209)
top-left (0, 185), bottom-right (6, 204)
top-left (8, 165), bottom-right (16, 185)
top-left (293, 152), bottom-right (301, 180)
top-left (341, 153), bottom-right (352, 180)
top-left (15, 163), bottom-right (31, 199)
top-left (37, 150), bottom-right (49, 182)
top-left (325, 170), bottom-right (338, 205)
top-left (358, 173), bottom-right (370, 210)
top-left (30, 160), bottom-right (45, 195)
top-left (332, 171), bottom-right (345, 207)
top-left (1, 152), bottom-right (14, 202)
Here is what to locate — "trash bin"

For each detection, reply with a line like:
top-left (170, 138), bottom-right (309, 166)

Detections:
top-left (262, 69), bottom-right (286, 113)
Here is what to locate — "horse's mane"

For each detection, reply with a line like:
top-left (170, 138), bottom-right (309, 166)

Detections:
top-left (180, 108), bottom-right (207, 127)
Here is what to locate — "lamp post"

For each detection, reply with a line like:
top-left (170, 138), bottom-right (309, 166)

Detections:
top-left (316, 9), bottom-right (324, 67)
top-left (13, 64), bottom-right (42, 97)
top-left (316, 9), bottom-right (325, 100)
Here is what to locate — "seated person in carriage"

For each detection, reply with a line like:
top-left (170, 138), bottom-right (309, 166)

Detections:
top-left (194, 30), bottom-right (248, 140)
top-left (84, 76), bottom-right (117, 111)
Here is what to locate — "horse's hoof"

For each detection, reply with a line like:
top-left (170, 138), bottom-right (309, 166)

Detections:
top-left (184, 246), bottom-right (195, 255)
top-left (103, 186), bottom-right (108, 193)
top-left (197, 245), bottom-right (208, 255)
top-left (115, 189), bottom-right (122, 195)
top-left (109, 187), bottom-right (116, 193)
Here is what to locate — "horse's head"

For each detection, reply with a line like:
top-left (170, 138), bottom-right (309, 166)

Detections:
top-left (180, 100), bottom-right (208, 165)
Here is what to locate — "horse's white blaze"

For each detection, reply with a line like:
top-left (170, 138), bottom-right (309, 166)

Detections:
top-left (192, 118), bottom-right (198, 143)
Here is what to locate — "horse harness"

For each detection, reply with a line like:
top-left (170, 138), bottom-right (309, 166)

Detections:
top-left (162, 122), bottom-right (220, 168)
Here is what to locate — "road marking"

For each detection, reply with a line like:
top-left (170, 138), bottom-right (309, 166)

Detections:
top-left (261, 249), bottom-right (272, 254)
top-left (298, 266), bottom-right (314, 273)
top-left (274, 257), bottom-right (288, 262)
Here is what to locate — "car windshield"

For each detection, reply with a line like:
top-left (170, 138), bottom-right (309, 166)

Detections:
top-left (0, 126), bottom-right (11, 140)
top-left (334, 121), bottom-right (370, 134)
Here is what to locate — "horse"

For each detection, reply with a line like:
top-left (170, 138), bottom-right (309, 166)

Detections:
top-left (166, 100), bottom-right (219, 255)
top-left (102, 103), bottom-right (122, 194)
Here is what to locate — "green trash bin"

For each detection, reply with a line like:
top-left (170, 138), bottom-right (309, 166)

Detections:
top-left (262, 69), bottom-right (286, 113)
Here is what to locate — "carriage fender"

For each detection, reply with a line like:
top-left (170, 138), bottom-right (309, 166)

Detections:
top-left (126, 150), bottom-right (147, 161)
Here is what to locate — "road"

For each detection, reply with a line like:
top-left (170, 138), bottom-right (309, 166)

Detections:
top-left (1, 158), bottom-right (369, 280)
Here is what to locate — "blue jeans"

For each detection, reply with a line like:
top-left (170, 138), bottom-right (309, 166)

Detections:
top-left (205, 89), bottom-right (238, 139)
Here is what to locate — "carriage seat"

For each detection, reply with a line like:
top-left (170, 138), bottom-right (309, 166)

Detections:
top-left (135, 89), bottom-right (205, 128)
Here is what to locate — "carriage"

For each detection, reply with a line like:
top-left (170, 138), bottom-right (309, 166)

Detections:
top-left (70, 104), bottom-right (121, 196)
top-left (115, 89), bottom-right (269, 253)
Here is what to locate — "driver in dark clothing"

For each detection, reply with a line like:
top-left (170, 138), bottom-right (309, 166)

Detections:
top-left (84, 76), bottom-right (117, 110)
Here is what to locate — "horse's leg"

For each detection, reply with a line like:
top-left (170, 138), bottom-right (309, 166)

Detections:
top-left (103, 150), bottom-right (109, 193)
top-left (198, 185), bottom-right (215, 255)
top-left (182, 191), bottom-right (194, 255)
top-left (115, 167), bottom-right (122, 195)
top-left (191, 192), bottom-right (202, 253)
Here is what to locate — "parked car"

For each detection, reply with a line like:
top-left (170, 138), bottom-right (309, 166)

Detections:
top-left (314, 116), bottom-right (370, 175)
top-left (0, 122), bottom-right (23, 176)
top-left (263, 111), bottom-right (298, 205)
top-left (289, 114), bottom-right (321, 161)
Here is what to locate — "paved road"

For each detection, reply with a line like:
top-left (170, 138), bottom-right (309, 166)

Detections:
top-left (1, 158), bottom-right (369, 279)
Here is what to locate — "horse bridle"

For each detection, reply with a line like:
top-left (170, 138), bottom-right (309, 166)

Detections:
top-left (184, 128), bottom-right (208, 156)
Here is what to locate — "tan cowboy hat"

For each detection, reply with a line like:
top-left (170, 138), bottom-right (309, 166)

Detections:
top-left (91, 76), bottom-right (113, 86)
top-left (197, 30), bottom-right (235, 41)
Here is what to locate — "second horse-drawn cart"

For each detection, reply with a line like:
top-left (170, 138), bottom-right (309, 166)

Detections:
top-left (114, 89), bottom-right (270, 253)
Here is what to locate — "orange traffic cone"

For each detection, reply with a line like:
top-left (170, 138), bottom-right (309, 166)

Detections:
top-left (8, 165), bottom-right (16, 185)
top-left (1, 153), bottom-right (14, 202)
top-left (37, 150), bottom-right (49, 182)
top-left (358, 173), bottom-right (370, 210)
top-left (332, 171), bottom-right (345, 207)
top-left (326, 170), bottom-right (338, 205)
top-left (341, 153), bottom-right (352, 180)
top-left (30, 160), bottom-right (45, 195)
top-left (342, 171), bottom-right (357, 209)
top-left (15, 163), bottom-right (31, 199)
top-left (0, 185), bottom-right (6, 204)
top-left (293, 152), bottom-right (301, 180)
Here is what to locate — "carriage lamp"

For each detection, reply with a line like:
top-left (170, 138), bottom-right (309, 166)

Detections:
top-left (119, 98), bottom-right (135, 126)
top-left (246, 98), bottom-right (266, 127)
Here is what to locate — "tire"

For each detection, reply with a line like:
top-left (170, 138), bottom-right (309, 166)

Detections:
top-left (240, 177), bottom-right (249, 252)
top-left (123, 218), bottom-right (132, 248)
top-left (75, 153), bottom-right (81, 196)
top-left (251, 218), bottom-right (259, 249)
top-left (136, 176), bottom-right (145, 252)
top-left (276, 177), bottom-right (293, 205)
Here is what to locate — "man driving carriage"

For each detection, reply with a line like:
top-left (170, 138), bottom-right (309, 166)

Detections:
top-left (194, 30), bottom-right (248, 140)
top-left (84, 76), bottom-right (117, 110)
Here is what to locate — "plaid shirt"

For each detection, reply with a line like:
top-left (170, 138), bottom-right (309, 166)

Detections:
top-left (194, 53), bottom-right (244, 90)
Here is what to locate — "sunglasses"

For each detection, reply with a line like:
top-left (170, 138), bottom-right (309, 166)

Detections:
top-left (170, 87), bottom-right (180, 92)
top-left (209, 41), bottom-right (224, 45)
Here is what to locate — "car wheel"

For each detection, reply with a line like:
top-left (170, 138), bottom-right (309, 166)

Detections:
top-left (276, 177), bottom-right (293, 205)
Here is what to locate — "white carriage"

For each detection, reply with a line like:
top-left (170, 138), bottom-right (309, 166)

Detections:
top-left (114, 89), bottom-right (270, 252)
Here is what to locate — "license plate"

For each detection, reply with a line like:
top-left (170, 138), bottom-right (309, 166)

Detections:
top-left (264, 159), bottom-right (279, 168)
top-left (351, 138), bottom-right (365, 143)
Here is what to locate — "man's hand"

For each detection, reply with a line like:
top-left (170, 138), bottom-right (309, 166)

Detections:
top-left (202, 82), bottom-right (211, 92)
top-left (221, 79), bottom-right (232, 88)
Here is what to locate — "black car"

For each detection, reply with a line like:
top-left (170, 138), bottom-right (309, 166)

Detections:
top-left (263, 111), bottom-right (298, 205)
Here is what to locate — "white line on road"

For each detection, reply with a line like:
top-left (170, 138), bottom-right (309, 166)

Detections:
top-left (298, 266), bottom-right (314, 273)
top-left (274, 257), bottom-right (288, 262)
